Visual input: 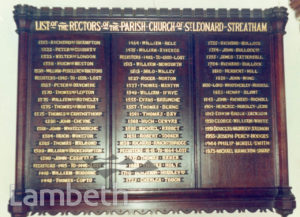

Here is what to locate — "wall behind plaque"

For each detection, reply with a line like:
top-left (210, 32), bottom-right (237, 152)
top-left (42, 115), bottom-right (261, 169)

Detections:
top-left (0, 0), bottom-right (299, 217)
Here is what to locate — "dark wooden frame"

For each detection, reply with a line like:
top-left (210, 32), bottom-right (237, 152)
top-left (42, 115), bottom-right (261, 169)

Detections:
top-left (9, 5), bottom-right (296, 217)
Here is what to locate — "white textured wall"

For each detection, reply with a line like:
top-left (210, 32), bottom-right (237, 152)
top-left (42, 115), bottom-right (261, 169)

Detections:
top-left (0, 1), bottom-right (299, 217)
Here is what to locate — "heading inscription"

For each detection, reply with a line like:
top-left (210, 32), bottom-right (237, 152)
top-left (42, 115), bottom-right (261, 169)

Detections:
top-left (35, 21), bottom-right (268, 33)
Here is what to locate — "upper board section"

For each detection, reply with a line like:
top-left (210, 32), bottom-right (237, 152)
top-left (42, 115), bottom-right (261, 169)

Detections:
top-left (13, 5), bottom-right (288, 33)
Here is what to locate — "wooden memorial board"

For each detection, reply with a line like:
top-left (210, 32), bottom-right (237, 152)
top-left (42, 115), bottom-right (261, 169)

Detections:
top-left (9, 5), bottom-right (296, 217)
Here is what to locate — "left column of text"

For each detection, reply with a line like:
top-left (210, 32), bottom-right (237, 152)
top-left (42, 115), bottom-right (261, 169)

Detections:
top-left (28, 36), bottom-right (109, 189)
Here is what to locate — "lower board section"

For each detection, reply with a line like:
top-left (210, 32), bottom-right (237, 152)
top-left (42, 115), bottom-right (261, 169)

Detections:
top-left (8, 188), bottom-right (296, 217)
top-left (26, 32), bottom-right (276, 190)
